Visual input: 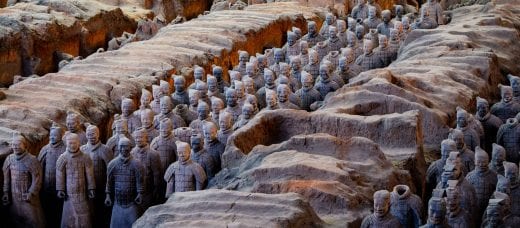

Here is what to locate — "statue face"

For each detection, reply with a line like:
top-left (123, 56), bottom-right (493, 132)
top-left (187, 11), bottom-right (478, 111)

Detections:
top-left (178, 145), bottom-right (190, 162)
top-left (235, 84), bottom-right (245, 99)
top-left (194, 69), bottom-right (204, 80)
top-left (122, 102), bottom-right (133, 116)
top-left (208, 79), bottom-right (217, 92)
top-left (456, 115), bottom-right (467, 128)
top-left (87, 128), bottom-right (99, 145)
top-left (239, 53), bottom-right (249, 63)
top-left (267, 93), bottom-right (277, 108)
top-left (492, 150), bottom-right (505, 166)
top-left (300, 42), bottom-right (308, 54)
top-left (428, 204), bottom-right (445, 224)
top-left (302, 78), bottom-right (314, 90)
top-left (446, 193), bottom-right (459, 212)
top-left (211, 101), bottom-right (223, 114)
top-left (118, 142), bottom-right (131, 158)
top-left (396, 6), bottom-right (403, 16)
top-left (66, 116), bottom-right (79, 132)
top-left (219, 116), bottom-right (231, 130)
top-left (134, 131), bottom-right (147, 147)
top-left (329, 28), bottom-right (337, 39)
top-left (160, 122), bottom-right (172, 137)
top-left (475, 154), bottom-right (489, 171)
top-left (368, 8), bottom-right (376, 18)
top-left (511, 79), bottom-right (520, 93)
top-left (291, 60), bottom-right (301, 70)
top-left (308, 23), bottom-right (316, 35)
top-left (502, 89), bottom-right (513, 103)
top-left (243, 107), bottom-right (254, 119)
top-left (190, 94), bottom-right (199, 107)
top-left (363, 41), bottom-right (374, 54)
top-left (11, 138), bottom-right (25, 155)
top-left (190, 136), bottom-right (202, 152)
top-left (390, 30), bottom-right (398, 40)
top-left (160, 99), bottom-right (172, 114)
top-left (337, 21), bottom-right (346, 32)
top-left (141, 112), bottom-right (153, 128)
top-left (309, 52), bottom-right (318, 64)
top-left (319, 66), bottom-right (329, 80)
top-left (244, 81), bottom-right (255, 94)
top-left (141, 93), bottom-right (152, 106)
top-left (203, 125), bottom-right (217, 142)
top-left (288, 34), bottom-right (296, 46)
top-left (66, 136), bottom-right (80, 153)
top-left (247, 97), bottom-right (258, 111)
top-left (198, 107), bottom-right (209, 120)
top-left (326, 14), bottom-right (334, 25)
top-left (264, 73), bottom-right (275, 85)
top-left (373, 196), bottom-right (390, 218)
top-left (452, 134), bottom-right (464, 150)
top-left (213, 68), bottom-right (223, 80)
top-left (116, 122), bottom-right (128, 135)
top-left (174, 79), bottom-right (185, 92)
top-left (226, 91), bottom-right (238, 107)
top-left (383, 12), bottom-right (391, 23)
top-left (50, 129), bottom-right (62, 145)
top-left (348, 19), bottom-right (356, 30)
top-left (278, 87), bottom-right (289, 103)
top-left (379, 37), bottom-right (387, 47)
top-left (505, 168), bottom-right (518, 186)
top-left (274, 50), bottom-right (284, 63)
top-left (477, 104), bottom-right (488, 117)
top-left (356, 29), bottom-right (364, 40)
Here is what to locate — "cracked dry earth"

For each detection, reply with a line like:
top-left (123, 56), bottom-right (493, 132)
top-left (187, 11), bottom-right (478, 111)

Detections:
top-left (0, 1), bottom-right (519, 228)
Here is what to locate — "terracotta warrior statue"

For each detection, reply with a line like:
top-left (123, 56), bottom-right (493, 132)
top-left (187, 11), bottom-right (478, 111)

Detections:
top-left (504, 161), bottom-right (520, 216)
top-left (224, 88), bottom-right (242, 123)
top-left (389, 185), bottom-right (422, 227)
top-left (420, 196), bottom-right (448, 228)
top-left (352, 0), bottom-right (369, 21)
top-left (264, 89), bottom-right (279, 111)
top-left (141, 109), bottom-right (159, 143)
top-left (38, 123), bottom-right (66, 227)
top-left (150, 118), bottom-right (178, 177)
top-left (356, 40), bottom-right (385, 72)
top-left (164, 142), bottom-right (207, 197)
top-left (496, 116), bottom-right (520, 164)
top-left (314, 41), bottom-right (330, 63)
top-left (303, 49), bottom-right (320, 80)
top-left (107, 119), bottom-right (135, 155)
top-left (105, 137), bottom-right (144, 227)
top-left (326, 26), bottom-right (342, 53)
top-left (337, 52), bottom-right (361, 84)
top-left (151, 85), bottom-right (162, 114)
top-left (172, 76), bottom-right (190, 107)
top-left (134, 88), bottom-right (152, 118)
top-left (63, 112), bottom-right (87, 145)
top-left (302, 21), bottom-right (324, 48)
top-left (210, 97), bottom-right (225, 125)
top-left (3, 134), bottom-right (45, 228)
top-left (314, 63), bottom-right (340, 99)
top-left (374, 35), bottom-right (396, 67)
top-left (299, 41), bottom-right (310, 67)
top-left (81, 124), bottom-right (113, 227)
top-left (154, 96), bottom-right (186, 130)
top-left (363, 6), bottom-right (382, 31)
top-left (56, 133), bottom-right (95, 227)
top-left (481, 198), bottom-right (508, 228)
top-left (508, 74), bottom-right (520, 103)
top-left (246, 62), bottom-right (263, 91)
top-left (203, 121), bottom-right (225, 173)
top-left (212, 65), bottom-right (228, 93)
top-left (234, 80), bottom-right (247, 108)
top-left (445, 182), bottom-right (472, 228)
top-left (420, 0), bottom-right (444, 28)
top-left (337, 20), bottom-right (349, 48)
top-left (448, 128), bottom-right (475, 175)
top-left (283, 31), bottom-right (301, 62)
top-left (189, 101), bottom-right (213, 134)
top-left (217, 112), bottom-right (234, 145)
top-left (426, 139), bottom-right (456, 197)
top-left (207, 75), bottom-right (224, 101)
top-left (489, 143), bottom-right (506, 176)
top-left (492, 84), bottom-right (520, 123)
top-left (114, 98), bottom-right (141, 134)
top-left (233, 51), bottom-right (249, 76)
top-left (476, 97), bottom-right (502, 152)
top-left (295, 71), bottom-right (322, 111)
top-left (277, 84), bottom-right (300, 110)
top-left (188, 66), bottom-right (206, 90)
top-left (455, 106), bottom-right (480, 151)
top-left (377, 10), bottom-right (394, 38)
top-left (243, 77), bottom-right (256, 96)
top-left (233, 102), bottom-right (255, 130)
top-left (256, 69), bottom-right (277, 110)
top-left (319, 13), bottom-right (336, 39)
top-left (190, 133), bottom-right (216, 181)
top-left (361, 190), bottom-right (401, 228)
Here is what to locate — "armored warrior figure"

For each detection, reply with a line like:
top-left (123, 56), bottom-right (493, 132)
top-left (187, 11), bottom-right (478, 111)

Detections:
top-left (207, 75), bottom-right (224, 101)
top-left (154, 96), bottom-right (186, 130)
top-left (151, 118), bottom-right (178, 175)
top-left (189, 133), bottom-right (215, 180)
top-left (188, 89), bottom-right (201, 114)
top-left (420, 196), bottom-right (448, 228)
top-left (210, 97), bottom-right (225, 125)
top-left (189, 101), bottom-right (213, 134)
top-left (263, 89), bottom-right (279, 111)
top-left (363, 6), bottom-right (382, 31)
top-left (420, 0), bottom-right (444, 28)
top-left (393, 5), bottom-right (404, 22)
top-left (63, 112), bottom-right (87, 145)
top-left (508, 74), bottom-right (520, 103)
top-left (361, 190), bottom-right (402, 228)
top-left (246, 62), bottom-right (263, 91)
top-left (455, 107), bottom-right (480, 151)
top-left (490, 143), bottom-right (506, 176)
top-left (374, 35), bottom-right (396, 67)
top-left (349, 30), bottom-right (363, 59)
top-left (242, 77), bottom-right (256, 95)
top-left (224, 88), bottom-right (242, 123)
top-left (314, 63), bottom-right (340, 99)
top-left (465, 147), bottom-right (498, 223)
top-left (356, 40), bottom-right (385, 71)
top-left (476, 97), bottom-right (502, 152)
top-left (134, 88), bottom-right (152, 118)
top-left (302, 21), bottom-right (324, 48)
top-left (105, 137), bottom-right (144, 228)
top-left (56, 133), bottom-right (96, 228)
top-left (481, 198), bottom-right (508, 228)
top-left (159, 80), bottom-right (171, 98)
top-left (233, 103), bottom-right (255, 130)
top-left (319, 13), bottom-right (335, 39)
top-left (355, 25), bottom-right (365, 48)
top-left (38, 123), bottom-right (66, 227)
top-left (491, 84), bottom-right (520, 123)
top-left (195, 80), bottom-right (211, 108)
top-left (114, 98), bottom-right (141, 134)
top-left (141, 109), bottom-right (159, 143)
top-left (164, 142), bottom-right (207, 197)
top-left (337, 20), bottom-right (349, 48)
top-left (448, 128), bottom-right (475, 175)
top-left (326, 26), bottom-right (342, 52)
top-left (246, 94), bottom-right (260, 114)
top-left (352, 0), bottom-right (369, 21)
top-left (388, 28), bottom-right (401, 53)
top-left (283, 31), bottom-right (301, 62)
top-left (188, 66), bottom-right (206, 90)
top-left (504, 162), bottom-right (520, 216)
top-left (256, 69), bottom-right (277, 109)
top-left (314, 41), bottom-right (330, 63)
top-left (445, 182), bottom-right (472, 228)
top-left (390, 185), bottom-right (422, 227)
top-left (303, 49), bottom-right (320, 80)
top-left (203, 122), bottom-right (225, 172)
top-left (269, 48), bottom-right (285, 76)
top-left (212, 66), bottom-right (229, 93)
top-left (336, 53), bottom-right (361, 83)
top-left (217, 112), bottom-right (234, 145)
top-left (150, 85), bottom-right (162, 114)
top-left (426, 139), bottom-right (457, 195)
top-left (323, 51), bottom-right (341, 75)
top-left (299, 41), bottom-right (310, 67)
top-left (377, 10), bottom-right (394, 38)
top-left (3, 134), bottom-right (45, 228)
top-left (234, 80), bottom-right (247, 107)
top-left (131, 128), bottom-right (162, 211)
top-left (290, 56), bottom-right (303, 90)
top-left (496, 117), bottom-right (520, 164)
top-left (174, 127), bottom-right (193, 144)
top-left (277, 84), bottom-right (300, 110)
top-left (256, 54), bottom-right (268, 76)
top-left (295, 71), bottom-right (322, 111)
top-left (234, 51), bottom-right (249, 76)
top-left (107, 119), bottom-right (135, 155)
top-left (172, 76), bottom-right (190, 107)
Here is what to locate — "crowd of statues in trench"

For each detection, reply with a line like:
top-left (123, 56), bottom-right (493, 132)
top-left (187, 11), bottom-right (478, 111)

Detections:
top-left (3, 0), bottom-right (519, 227)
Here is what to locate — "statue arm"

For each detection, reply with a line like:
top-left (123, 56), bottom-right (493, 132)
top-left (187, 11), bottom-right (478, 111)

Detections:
top-left (151, 153), bottom-right (162, 189)
top-left (164, 164), bottom-right (175, 198)
top-left (55, 154), bottom-right (67, 192)
top-left (28, 158), bottom-right (43, 197)
top-left (2, 157), bottom-right (11, 194)
top-left (105, 161), bottom-right (116, 195)
top-left (193, 164), bottom-right (208, 190)
top-left (135, 162), bottom-right (145, 194)
top-left (84, 155), bottom-right (96, 191)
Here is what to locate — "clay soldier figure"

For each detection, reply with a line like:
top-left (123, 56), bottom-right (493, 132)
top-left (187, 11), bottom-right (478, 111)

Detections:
top-left (63, 112), bottom-right (87, 145)
top-left (361, 190), bottom-right (402, 228)
top-left (465, 147), bottom-right (498, 224)
top-left (475, 97), bottom-right (502, 152)
top-left (190, 133), bottom-right (216, 181)
top-left (302, 21), bottom-right (324, 48)
top-left (489, 144), bottom-right (506, 176)
top-left (224, 88), bottom-right (242, 123)
top-left (503, 162), bottom-right (520, 216)
top-left (508, 74), bottom-right (520, 103)
top-left (337, 20), bottom-right (349, 48)
top-left (393, 5), bottom-right (404, 22)
top-left (303, 49), bottom-right (320, 80)
top-left (234, 103), bottom-right (256, 130)
top-left (159, 80), bottom-right (171, 99)
top-left (246, 62), bottom-right (264, 91)
top-left (289, 56), bottom-right (303, 90)
top-left (492, 85), bottom-right (520, 123)
top-left (3, 134), bottom-right (45, 228)
top-left (356, 40), bottom-right (385, 72)
top-left (355, 25), bottom-right (365, 46)
top-left (427, 139), bottom-right (457, 196)
top-left (365, 29), bottom-right (379, 49)
top-left (295, 71), bottom-right (322, 111)
top-left (141, 109), bottom-right (159, 143)
top-left (242, 77), bottom-right (256, 96)
top-left (390, 185), bottom-right (422, 227)
top-left (326, 27), bottom-right (342, 53)
top-left (420, 196), bottom-right (448, 228)
top-left (490, 191), bottom-right (520, 227)
top-left (256, 54), bottom-right (268, 76)
top-left (270, 48), bottom-right (285, 76)
top-left (337, 53), bottom-right (361, 83)
top-left (56, 133), bottom-right (96, 228)
top-left (482, 198), bottom-right (507, 228)
top-left (375, 35), bottom-right (398, 67)
top-left (189, 101), bottom-right (213, 134)
top-left (210, 97), bottom-right (225, 125)
top-left (323, 51), bottom-right (341, 76)
top-left (233, 51), bottom-right (249, 76)
top-left (195, 81), bottom-right (211, 107)
top-left (420, 0), bottom-right (444, 28)
top-left (207, 75), bottom-right (225, 101)
top-left (105, 137), bottom-right (144, 228)
top-left (352, 0), bottom-right (369, 21)
top-left (314, 63), bottom-right (340, 99)
top-left (377, 10), bottom-right (394, 38)
top-left (246, 94), bottom-right (260, 114)
top-left (154, 96), bottom-right (186, 130)
top-left (277, 84), bottom-right (300, 110)
top-left (115, 98), bottom-right (141, 134)
top-left (263, 89), bottom-right (279, 111)
top-left (38, 123), bottom-right (66, 227)
top-left (455, 107), bottom-right (480, 151)
top-left (217, 112), bottom-right (234, 145)
top-left (150, 85), bottom-right (162, 114)
top-left (495, 175), bottom-right (510, 195)
top-left (448, 128), bottom-right (475, 174)
top-left (131, 128), bottom-right (162, 211)
top-left (283, 31), bottom-right (301, 62)
top-left (314, 41), bottom-right (330, 63)
top-left (188, 67), bottom-right (205, 90)
top-left (388, 28), bottom-right (401, 52)
top-left (81, 124), bottom-right (113, 227)
top-left (319, 13), bottom-right (335, 39)
top-left (150, 118), bottom-right (178, 176)
top-left (164, 142), bottom-right (207, 197)
top-left (363, 6), bottom-right (382, 31)
top-left (445, 182), bottom-right (472, 228)
top-left (234, 80), bottom-right (247, 107)
top-left (172, 76), bottom-right (190, 107)
top-left (107, 119), bottom-right (135, 155)
top-left (256, 69), bottom-right (277, 110)
top-left (212, 66), bottom-right (229, 93)
top-left (496, 117), bottom-right (520, 164)
top-left (203, 122), bottom-right (225, 171)
top-left (134, 88), bottom-right (152, 118)
top-left (188, 89), bottom-right (201, 114)
top-left (349, 31), bottom-right (364, 60)
top-left (299, 41), bottom-right (310, 67)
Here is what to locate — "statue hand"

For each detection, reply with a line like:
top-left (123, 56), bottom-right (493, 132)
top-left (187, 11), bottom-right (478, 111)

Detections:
top-left (135, 193), bottom-right (142, 205)
top-left (104, 195), bottom-right (112, 207)
top-left (2, 194), bottom-right (9, 205)
top-left (22, 193), bottom-right (32, 202)
top-left (57, 191), bottom-right (66, 199)
top-left (88, 190), bottom-right (95, 199)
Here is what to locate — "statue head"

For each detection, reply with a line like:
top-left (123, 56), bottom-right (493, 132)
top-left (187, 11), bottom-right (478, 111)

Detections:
top-left (373, 190), bottom-right (391, 218)
top-left (368, 6), bottom-right (376, 19)
top-left (133, 128), bottom-right (148, 148)
top-left (257, 54), bottom-right (267, 68)
top-left (189, 89), bottom-right (200, 107)
top-left (229, 71), bottom-right (241, 84)
top-left (114, 119), bottom-right (128, 135)
top-left (300, 41), bottom-right (309, 55)
top-left (402, 16), bottom-right (410, 29)
top-left (177, 141), bottom-right (191, 163)
top-left (118, 137), bottom-right (132, 158)
top-left (446, 183), bottom-right (460, 212)
top-left (277, 84), bottom-right (291, 103)
top-left (160, 80), bottom-right (170, 96)
top-left (427, 197), bottom-right (446, 225)
top-left (475, 146), bottom-right (490, 172)
top-left (382, 10), bottom-right (391, 23)
top-left (504, 161), bottom-right (519, 187)
top-left (195, 80), bottom-right (208, 98)
top-left (242, 102), bottom-right (254, 120)
top-left (86, 124), bottom-right (100, 145)
top-left (441, 139), bottom-right (457, 162)
top-left (194, 66), bottom-right (205, 81)
top-left (448, 128), bottom-right (465, 150)
top-left (190, 133), bottom-right (203, 152)
top-left (203, 121), bottom-right (218, 142)
top-left (492, 143), bottom-right (506, 168)
top-left (239, 51), bottom-right (249, 64)
top-left (301, 71), bottom-right (314, 91)
top-left (274, 48), bottom-right (284, 64)
top-left (66, 133), bottom-right (80, 153)
top-left (245, 62), bottom-right (256, 77)
top-left (264, 69), bottom-right (276, 86)
top-left (207, 75), bottom-right (217, 92)
top-left (497, 174), bottom-right (510, 195)
top-left (290, 56), bottom-right (302, 71)
top-left (11, 134), bottom-right (27, 155)
top-left (160, 96), bottom-right (173, 115)
top-left (174, 76), bottom-right (186, 93)
top-left (212, 66), bottom-right (223, 80)
top-left (287, 31), bottom-right (297, 46)
top-left (140, 89), bottom-right (152, 107)
top-left (328, 26), bottom-right (338, 39)
top-left (308, 49), bottom-right (318, 64)
top-left (508, 74), bottom-right (520, 96)
top-left (234, 80), bottom-right (245, 99)
top-left (325, 13), bottom-right (334, 25)
top-left (363, 40), bottom-right (374, 55)
top-left (226, 88), bottom-right (238, 107)
top-left (266, 89), bottom-right (278, 109)
top-left (307, 21), bottom-right (317, 35)
top-left (394, 21), bottom-right (403, 33)
top-left (243, 77), bottom-right (255, 95)
top-left (486, 199), bottom-right (505, 227)
top-left (66, 112), bottom-right (81, 132)
top-left (347, 17), bottom-right (356, 31)
top-left (476, 97), bottom-right (489, 117)
top-left (378, 35), bottom-right (388, 48)
top-left (141, 109), bottom-right (154, 129)
top-left (219, 112), bottom-right (232, 131)
top-left (211, 97), bottom-right (224, 114)
top-left (455, 106), bottom-right (468, 128)
top-left (197, 101), bottom-right (209, 120)
top-left (337, 20), bottom-right (346, 33)
top-left (152, 85), bottom-right (163, 101)
top-left (159, 118), bottom-right (173, 138)
top-left (358, 0), bottom-right (367, 5)
top-left (319, 63), bottom-right (330, 81)
top-left (49, 123), bottom-right (63, 145)
top-left (246, 94), bottom-right (259, 113)
top-left (292, 27), bottom-right (302, 39)
top-left (395, 5), bottom-right (404, 17)
top-left (121, 98), bottom-right (135, 117)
